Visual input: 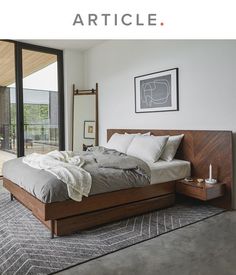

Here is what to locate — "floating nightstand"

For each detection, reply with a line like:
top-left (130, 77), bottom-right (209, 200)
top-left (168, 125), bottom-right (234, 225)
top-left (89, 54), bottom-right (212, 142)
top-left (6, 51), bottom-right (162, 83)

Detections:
top-left (176, 179), bottom-right (225, 201)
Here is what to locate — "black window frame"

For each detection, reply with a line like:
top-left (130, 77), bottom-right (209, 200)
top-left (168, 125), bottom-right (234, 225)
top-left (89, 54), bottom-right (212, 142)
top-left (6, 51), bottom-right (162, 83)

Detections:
top-left (1, 40), bottom-right (65, 157)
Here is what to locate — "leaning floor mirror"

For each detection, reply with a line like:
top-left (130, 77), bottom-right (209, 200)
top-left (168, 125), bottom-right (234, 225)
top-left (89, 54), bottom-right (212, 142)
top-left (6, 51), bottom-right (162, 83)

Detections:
top-left (72, 83), bottom-right (98, 152)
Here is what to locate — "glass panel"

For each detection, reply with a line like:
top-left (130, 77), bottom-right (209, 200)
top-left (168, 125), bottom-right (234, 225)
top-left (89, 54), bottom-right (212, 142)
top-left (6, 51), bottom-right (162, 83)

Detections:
top-left (22, 50), bottom-right (59, 155)
top-left (0, 41), bottom-right (17, 175)
top-left (73, 94), bottom-right (96, 152)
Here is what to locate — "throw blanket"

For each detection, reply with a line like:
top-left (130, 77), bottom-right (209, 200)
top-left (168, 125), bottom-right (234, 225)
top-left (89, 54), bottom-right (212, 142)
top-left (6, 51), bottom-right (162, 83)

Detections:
top-left (23, 150), bottom-right (92, 202)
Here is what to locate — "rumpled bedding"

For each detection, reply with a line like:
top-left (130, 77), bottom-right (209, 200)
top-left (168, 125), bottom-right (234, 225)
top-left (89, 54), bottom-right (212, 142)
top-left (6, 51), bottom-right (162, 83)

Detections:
top-left (23, 150), bottom-right (91, 202)
top-left (3, 147), bottom-right (150, 203)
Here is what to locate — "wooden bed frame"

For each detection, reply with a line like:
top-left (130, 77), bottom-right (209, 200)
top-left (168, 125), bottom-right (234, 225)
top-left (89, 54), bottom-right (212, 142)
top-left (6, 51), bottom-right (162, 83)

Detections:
top-left (3, 129), bottom-right (233, 238)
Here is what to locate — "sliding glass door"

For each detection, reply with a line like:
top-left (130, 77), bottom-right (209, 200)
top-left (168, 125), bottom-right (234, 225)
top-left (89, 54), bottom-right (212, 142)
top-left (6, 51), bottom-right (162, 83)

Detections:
top-left (0, 41), bottom-right (17, 174)
top-left (0, 41), bottom-right (64, 175)
top-left (22, 49), bottom-right (60, 155)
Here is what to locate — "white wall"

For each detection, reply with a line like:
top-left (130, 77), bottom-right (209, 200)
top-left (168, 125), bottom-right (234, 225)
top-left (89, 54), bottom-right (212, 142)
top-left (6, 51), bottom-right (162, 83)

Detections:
top-left (63, 49), bottom-right (84, 150)
top-left (83, 40), bottom-right (236, 206)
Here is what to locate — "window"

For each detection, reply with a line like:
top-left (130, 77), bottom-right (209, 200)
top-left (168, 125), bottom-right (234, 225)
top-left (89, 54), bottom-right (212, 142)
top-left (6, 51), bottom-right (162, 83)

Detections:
top-left (0, 41), bottom-right (64, 175)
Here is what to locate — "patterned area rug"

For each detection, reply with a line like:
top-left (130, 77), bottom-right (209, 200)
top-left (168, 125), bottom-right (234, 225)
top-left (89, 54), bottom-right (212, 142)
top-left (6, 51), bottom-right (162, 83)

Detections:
top-left (0, 192), bottom-right (224, 275)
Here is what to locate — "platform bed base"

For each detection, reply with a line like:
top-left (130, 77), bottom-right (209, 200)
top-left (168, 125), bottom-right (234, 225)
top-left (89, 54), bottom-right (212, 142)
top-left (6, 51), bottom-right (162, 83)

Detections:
top-left (3, 178), bottom-right (175, 238)
top-left (40, 194), bottom-right (174, 237)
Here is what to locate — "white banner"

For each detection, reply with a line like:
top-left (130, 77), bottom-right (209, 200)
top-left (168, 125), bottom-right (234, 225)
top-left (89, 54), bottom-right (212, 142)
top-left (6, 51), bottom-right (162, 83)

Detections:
top-left (0, 0), bottom-right (235, 38)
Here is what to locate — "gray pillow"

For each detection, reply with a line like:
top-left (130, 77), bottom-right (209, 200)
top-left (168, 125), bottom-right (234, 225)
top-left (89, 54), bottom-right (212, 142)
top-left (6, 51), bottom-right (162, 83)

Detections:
top-left (161, 134), bottom-right (184, 161)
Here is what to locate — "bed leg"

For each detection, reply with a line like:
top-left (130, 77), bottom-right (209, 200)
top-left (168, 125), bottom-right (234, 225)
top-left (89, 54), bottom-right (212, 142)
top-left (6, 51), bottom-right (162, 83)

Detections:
top-left (51, 220), bottom-right (55, 239)
top-left (10, 193), bottom-right (14, 201)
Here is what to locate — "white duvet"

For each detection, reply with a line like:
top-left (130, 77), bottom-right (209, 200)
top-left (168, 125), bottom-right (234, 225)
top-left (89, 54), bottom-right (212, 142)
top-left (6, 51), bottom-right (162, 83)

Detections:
top-left (23, 150), bottom-right (92, 202)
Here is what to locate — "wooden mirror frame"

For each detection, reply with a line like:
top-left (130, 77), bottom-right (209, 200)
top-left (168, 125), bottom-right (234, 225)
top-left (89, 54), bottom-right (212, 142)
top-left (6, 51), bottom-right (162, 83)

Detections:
top-left (72, 83), bottom-right (98, 151)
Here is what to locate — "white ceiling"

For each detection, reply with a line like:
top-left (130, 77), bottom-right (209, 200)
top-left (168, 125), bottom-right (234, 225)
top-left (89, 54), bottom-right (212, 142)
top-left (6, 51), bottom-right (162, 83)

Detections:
top-left (20, 40), bottom-right (107, 51)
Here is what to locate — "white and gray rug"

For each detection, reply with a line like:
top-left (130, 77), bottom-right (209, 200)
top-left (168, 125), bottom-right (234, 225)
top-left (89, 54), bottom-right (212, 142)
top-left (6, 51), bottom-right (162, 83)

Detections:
top-left (0, 179), bottom-right (4, 193)
top-left (0, 191), bottom-right (224, 275)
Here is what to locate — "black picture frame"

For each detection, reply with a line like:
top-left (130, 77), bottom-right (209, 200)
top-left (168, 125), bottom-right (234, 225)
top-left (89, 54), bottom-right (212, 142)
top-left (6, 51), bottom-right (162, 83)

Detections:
top-left (134, 68), bottom-right (179, 113)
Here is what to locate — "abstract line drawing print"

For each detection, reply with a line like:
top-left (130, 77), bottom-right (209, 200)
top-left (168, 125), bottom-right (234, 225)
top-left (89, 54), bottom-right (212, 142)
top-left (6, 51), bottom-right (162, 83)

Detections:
top-left (140, 75), bottom-right (172, 109)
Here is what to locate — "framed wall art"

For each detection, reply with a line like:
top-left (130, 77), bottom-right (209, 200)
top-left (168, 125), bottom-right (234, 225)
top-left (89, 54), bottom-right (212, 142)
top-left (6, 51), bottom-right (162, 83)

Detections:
top-left (134, 68), bottom-right (179, 113)
top-left (84, 120), bottom-right (96, 139)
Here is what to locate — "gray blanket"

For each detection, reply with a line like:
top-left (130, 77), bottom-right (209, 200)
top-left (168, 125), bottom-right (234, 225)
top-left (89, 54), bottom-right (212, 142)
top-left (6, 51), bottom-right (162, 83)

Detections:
top-left (3, 147), bottom-right (150, 203)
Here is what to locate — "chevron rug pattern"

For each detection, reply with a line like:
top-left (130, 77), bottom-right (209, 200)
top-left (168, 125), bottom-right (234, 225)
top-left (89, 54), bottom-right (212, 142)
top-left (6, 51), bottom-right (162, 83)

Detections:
top-left (0, 192), bottom-right (224, 275)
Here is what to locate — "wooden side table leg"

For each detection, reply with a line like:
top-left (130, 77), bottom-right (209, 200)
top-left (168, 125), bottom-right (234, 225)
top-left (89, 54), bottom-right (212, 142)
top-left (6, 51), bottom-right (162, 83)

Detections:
top-left (10, 193), bottom-right (14, 201)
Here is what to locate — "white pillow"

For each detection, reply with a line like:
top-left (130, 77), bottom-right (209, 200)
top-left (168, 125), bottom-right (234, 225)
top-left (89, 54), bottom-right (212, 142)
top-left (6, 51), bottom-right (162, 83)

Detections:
top-left (161, 134), bottom-right (184, 161)
top-left (125, 132), bottom-right (151, 136)
top-left (127, 135), bottom-right (169, 163)
top-left (106, 133), bottom-right (135, 153)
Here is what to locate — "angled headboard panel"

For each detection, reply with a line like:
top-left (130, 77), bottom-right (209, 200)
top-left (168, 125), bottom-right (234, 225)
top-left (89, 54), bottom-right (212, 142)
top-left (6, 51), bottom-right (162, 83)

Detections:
top-left (107, 129), bottom-right (233, 209)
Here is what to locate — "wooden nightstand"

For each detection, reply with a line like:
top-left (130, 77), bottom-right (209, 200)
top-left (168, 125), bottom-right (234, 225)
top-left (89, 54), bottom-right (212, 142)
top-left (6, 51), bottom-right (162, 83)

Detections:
top-left (176, 179), bottom-right (225, 201)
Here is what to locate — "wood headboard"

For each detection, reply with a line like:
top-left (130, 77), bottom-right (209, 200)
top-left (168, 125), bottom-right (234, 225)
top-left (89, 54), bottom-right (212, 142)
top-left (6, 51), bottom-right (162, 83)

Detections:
top-left (107, 129), bottom-right (233, 209)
